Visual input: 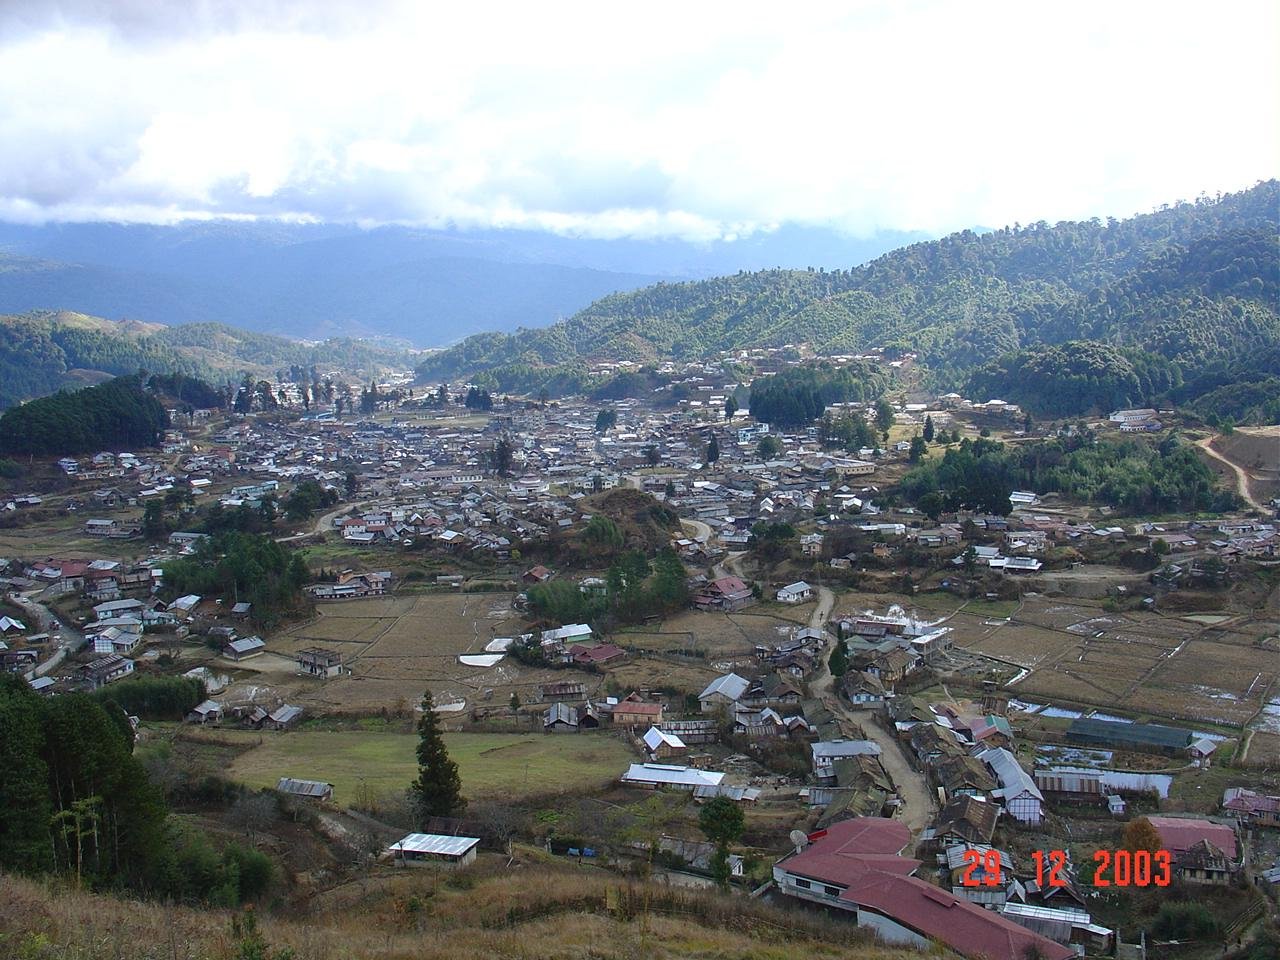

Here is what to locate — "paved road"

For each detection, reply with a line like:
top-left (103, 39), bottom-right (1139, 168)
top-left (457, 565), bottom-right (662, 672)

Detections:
top-left (806, 589), bottom-right (936, 834)
top-left (1196, 435), bottom-right (1266, 512)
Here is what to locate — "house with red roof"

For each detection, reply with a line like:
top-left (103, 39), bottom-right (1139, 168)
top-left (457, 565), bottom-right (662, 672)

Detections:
top-left (1222, 788), bottom-right (1280, 829)
top-left (569, 642), bottom-right (626, 666)
top-left (772, 818), bottom-right (1073, 960)
top-left (1147, 815), bottom-right (1240, 884)
top-left (1146, 815), bottom-right (1238, 860)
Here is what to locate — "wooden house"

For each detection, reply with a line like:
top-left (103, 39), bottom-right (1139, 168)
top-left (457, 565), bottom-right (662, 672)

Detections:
top-left (611, 694), bottom-right (664, 727)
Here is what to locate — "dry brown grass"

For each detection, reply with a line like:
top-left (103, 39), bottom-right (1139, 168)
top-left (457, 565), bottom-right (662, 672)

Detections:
top-left (0, 864), bottom-right (923, 960)
top-left (1247, 731), bottom-right (1280, 765)
top-left (605, 659), bottom-right (720, 696)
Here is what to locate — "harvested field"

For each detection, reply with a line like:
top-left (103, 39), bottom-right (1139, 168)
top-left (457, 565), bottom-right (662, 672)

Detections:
top-left (968, 598), bottom-right (1276, 729)
top-left (615, 608), bottom-right (799, 666)
top-left (953, 619), bottom-right (1077, 668)
top-left (1247, 731), bottom-right (1280, 766)
top-left (261, 592), bottom-right (603, 712)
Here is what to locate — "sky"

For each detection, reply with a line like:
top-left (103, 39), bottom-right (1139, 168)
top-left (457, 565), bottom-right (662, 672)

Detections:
top-left (1, 0), bottom-right (1277, 240)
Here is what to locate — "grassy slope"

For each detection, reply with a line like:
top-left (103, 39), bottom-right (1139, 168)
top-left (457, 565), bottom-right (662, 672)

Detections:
top-left (221, 730), bottom-right (635, 803)
top-left (0, 865), bottom-right (923, 960)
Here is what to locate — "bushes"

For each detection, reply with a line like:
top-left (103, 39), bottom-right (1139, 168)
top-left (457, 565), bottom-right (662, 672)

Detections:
top-left (173, 831), bottom-right (276, 907)
top-left (1153, 901), bottom-right (1220, 940)
top-left (94, 675), bottom-right (205, 720)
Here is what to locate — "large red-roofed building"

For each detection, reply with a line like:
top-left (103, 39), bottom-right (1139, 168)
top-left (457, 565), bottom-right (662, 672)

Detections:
top-left (773, 818), bottom-right (1073, 960)
top-left (1146, 816), bottom-right (1238, 860)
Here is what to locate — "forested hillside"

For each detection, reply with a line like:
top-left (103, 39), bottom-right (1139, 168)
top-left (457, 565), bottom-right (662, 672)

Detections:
top-left (0, 375), bottom-right (169, 455)
top-left (421, 182), bottom-right (1280, 407)
top-left (0, 311), bottom-right (413, 409)
top-left (964, 342), bottom-right (1183, 418)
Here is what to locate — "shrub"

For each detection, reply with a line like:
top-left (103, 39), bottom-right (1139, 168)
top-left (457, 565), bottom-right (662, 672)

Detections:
top-left (1152, 901), bottom-right (1220, 940)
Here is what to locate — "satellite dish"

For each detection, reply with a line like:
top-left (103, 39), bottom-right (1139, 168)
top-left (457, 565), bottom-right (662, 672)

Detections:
top-left (789, 829), bottom-right (808, 850)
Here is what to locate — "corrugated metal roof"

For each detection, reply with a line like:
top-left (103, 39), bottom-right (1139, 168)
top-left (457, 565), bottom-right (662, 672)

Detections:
top-left (693, 784), bottom-right (761, 801)
top-left (269, 704), bottom-right (302, 724)
top-left (622, 763), bottom-right (725, 788)
top-left (699, 672), bottom-right (750, 702)
top-left (389, 833), bottom-right (480, 857)
top-left (276, 777), bottom-right (332, 797)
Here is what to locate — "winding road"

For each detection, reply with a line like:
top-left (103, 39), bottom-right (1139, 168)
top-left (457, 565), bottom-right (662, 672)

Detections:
top-left (276, 498), bottom-right (380, 543)
top-left (805, 585), bottom-right (937, 833)
top-left (11, 590), bottom-right (84, 677)
top-left (1195, 435), bottom-right (1265, 512)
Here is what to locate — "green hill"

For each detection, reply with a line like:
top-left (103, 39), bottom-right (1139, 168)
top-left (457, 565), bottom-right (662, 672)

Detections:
top-left (421, 182), bottom-right (1280, 394)
top-left (0, 311), bottom-right (415, 409)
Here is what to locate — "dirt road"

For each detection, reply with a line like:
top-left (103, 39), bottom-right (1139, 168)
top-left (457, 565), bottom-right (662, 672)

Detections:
top-left (711, 551), bottom-right (747, 581)
top-left (1196, 435), bottom-right (1266, 512)
top-left (276, 498), bottom-right (378, 543)
top-left (807, 588), bottom-right (936, 834)
top-left (680, 518), bottom-right (713, 543)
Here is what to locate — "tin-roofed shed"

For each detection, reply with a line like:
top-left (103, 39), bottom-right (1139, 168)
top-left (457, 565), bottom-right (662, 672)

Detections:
top-left (388, 833), bottom-right (480, 867)
top-left (276, 777), bottom-right (333, 801)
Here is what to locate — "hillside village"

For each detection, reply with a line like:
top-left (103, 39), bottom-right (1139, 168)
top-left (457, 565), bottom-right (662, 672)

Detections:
top-left (1, 348), bottom-right (1279, 960)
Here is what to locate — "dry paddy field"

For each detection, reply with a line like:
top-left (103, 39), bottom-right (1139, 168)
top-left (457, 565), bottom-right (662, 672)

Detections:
top-left (265, 593), bottom-right (605, 712)
top-left (618, 610), bottom-right (795, 662)
top-left (958, 599), bottom-right (1276, 729)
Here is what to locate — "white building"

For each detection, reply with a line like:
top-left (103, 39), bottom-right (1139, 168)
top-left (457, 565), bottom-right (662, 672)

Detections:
top-left (776, 581), bottom-right (813, 604)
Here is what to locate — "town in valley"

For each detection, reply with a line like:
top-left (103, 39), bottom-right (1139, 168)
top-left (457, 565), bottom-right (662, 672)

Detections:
top-left (2, 340), bottom-right (1278, 960)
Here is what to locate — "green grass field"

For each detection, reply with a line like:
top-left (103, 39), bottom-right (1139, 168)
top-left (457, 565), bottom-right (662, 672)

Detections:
top-left (225, 729), bottom-right (634, 804)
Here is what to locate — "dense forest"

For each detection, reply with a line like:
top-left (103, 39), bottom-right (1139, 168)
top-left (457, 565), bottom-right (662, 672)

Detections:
top-left (1172, 344), bottom-right (1280, 426)
top-left (749, 362), bottom-right (889, 427)
top-left (0, 375), bottom-right (169, 456)
top-left (964, 341), bottom-right (1182, 417)
top-left (0, 311), bottom-right (412, 409)
top-left (900, 434), bottom-right (1233, 518)
top-left (420, 182), bottom-right (1279, 412)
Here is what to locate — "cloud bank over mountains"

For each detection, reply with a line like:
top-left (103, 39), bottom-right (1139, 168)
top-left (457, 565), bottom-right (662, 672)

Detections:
top-left (2, 0), bottom-right (1276, 239)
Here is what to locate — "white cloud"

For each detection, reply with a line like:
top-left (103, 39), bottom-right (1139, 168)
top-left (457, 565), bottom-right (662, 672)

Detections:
top-left (0, 0), bottom-right (1276, 237)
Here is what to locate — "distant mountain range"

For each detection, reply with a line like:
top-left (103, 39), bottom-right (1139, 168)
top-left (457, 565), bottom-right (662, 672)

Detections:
top-left (421, 182), bottom-right (1280, 393)
top-left (0, 311), bottom-right (413, 409)
top-left (0, 220), bottom-right (927, 347)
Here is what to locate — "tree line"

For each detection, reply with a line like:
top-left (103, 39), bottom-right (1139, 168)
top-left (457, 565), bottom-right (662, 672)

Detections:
top-left (749, 362), bottom-right (889, 428)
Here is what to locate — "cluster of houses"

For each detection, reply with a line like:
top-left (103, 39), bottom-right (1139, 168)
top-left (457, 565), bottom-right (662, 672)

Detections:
top-left (186, 698), bottom-right (305, 730)
top-left (307, 570), bottom-right (392, 600)
top-left (835, 607), bottom-right (954, 693)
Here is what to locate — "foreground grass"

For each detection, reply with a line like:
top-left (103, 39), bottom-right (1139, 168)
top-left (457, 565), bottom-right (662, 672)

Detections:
top-left (0, 863), bottom-right (923, 960)
top-left (219, 729), bottom-right (635, 804)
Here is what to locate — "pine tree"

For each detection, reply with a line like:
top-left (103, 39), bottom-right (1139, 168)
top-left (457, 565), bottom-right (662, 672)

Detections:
top-left (923, 415), bottom-right (935, 442)
top-left (0, 676), bottom-right (53, 873)
top-left (828, 642), bottom-right (849, 678)
top-left (410, 689), bottom-right (465, 823)
top-left (706, 434), bottom-right (720, 463)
